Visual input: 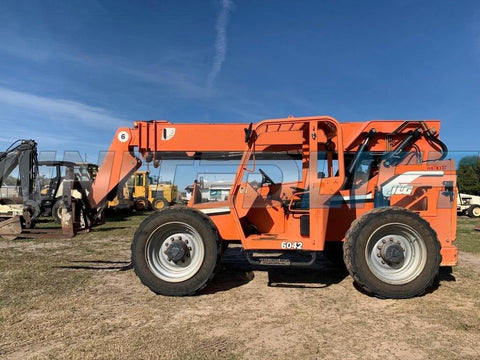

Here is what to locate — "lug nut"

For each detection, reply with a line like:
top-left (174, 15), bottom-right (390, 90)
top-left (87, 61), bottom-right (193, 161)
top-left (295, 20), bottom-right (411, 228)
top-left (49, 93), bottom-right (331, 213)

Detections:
top-left (377, 245), bottom-right (382, 250)
top-left (185, 240), bottom-right (189, 244)
top-left (178, 236), bottom-right (182, 240)
top-left (381, 260), bottom-right (385, 264)
top-left (389, 237), bottom-right (394, 242)
top-left (188, 247), bottom-right (192, 251)
top-left (377, 253), bottom-right (381, 257)
top-left (382, 239), bottom-right (386, 243)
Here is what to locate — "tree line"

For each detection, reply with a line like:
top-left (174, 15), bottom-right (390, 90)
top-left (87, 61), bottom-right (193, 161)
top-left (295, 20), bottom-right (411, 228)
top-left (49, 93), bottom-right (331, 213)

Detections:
top-left (457, 156), bottom-right (480, 195)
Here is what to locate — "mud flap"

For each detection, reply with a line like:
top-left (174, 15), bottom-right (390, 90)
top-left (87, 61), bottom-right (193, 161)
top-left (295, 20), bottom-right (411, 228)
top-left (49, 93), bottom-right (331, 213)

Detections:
top-left (0, 216), bottom-right (22, 240)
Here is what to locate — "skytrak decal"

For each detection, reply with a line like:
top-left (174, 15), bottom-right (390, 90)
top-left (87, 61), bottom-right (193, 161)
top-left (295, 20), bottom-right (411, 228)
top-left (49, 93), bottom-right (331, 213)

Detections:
top-left (381, 171), bottom-right (444, 197)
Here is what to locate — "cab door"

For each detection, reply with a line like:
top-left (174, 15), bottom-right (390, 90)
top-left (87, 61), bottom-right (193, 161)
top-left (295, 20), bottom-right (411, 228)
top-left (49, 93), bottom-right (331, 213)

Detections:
top-left (230, 117), bottom-right (345, 252)
top-left (308, 119), bottom-right (345, 250)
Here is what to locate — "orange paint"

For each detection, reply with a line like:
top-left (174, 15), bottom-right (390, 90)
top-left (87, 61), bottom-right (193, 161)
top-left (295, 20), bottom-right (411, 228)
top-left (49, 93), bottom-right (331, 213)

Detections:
top-left (91, 116), bottom-right (457, 266)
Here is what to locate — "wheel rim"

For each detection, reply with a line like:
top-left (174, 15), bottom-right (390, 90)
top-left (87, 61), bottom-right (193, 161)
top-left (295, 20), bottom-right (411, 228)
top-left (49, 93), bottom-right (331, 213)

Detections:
top-left (473, 207), bottom-right (480, 217)
top-left (365, 223), bottom-right (427, 285)
top-left (146, 221), bottom-right (205, 282)
top-left (154, 200), bottom-right (165, 210)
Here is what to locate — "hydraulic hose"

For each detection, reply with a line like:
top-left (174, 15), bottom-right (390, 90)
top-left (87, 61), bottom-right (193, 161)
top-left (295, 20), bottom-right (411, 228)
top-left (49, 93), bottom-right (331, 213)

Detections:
top-left (424, 131), bottom-right (448, 161)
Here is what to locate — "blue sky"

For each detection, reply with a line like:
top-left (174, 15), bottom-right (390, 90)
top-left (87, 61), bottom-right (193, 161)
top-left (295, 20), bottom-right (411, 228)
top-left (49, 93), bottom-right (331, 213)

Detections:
top-left (1, 0), bottom-right (479, 187)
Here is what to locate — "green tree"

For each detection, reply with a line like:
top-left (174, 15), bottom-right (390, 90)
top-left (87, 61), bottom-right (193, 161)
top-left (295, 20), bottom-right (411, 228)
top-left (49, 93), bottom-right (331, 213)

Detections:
top-left (457, 156), bottom-right (480, 196)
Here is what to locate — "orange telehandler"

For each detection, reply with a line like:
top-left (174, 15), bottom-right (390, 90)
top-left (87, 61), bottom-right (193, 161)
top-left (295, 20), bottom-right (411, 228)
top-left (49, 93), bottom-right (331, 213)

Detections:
top-left (90, 116), bottom-right (457, 299)
top-left (1, 116), bottom-right (458, 298)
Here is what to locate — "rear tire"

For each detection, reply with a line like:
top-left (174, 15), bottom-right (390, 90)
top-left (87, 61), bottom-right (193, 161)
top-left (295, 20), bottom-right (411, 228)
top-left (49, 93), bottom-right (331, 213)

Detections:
top-left (344, 207), bottom-right (441, 299)
top-left (467, 205), bottom-right (480, 218)
top-left (134, 197), bottom-right (149, 211)
top-left (131, 208), bottom-right (220, 296)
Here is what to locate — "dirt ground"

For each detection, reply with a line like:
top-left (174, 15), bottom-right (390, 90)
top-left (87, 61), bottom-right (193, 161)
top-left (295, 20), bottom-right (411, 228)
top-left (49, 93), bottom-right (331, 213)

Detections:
top-left (0, 214), bottom-right (479, 360)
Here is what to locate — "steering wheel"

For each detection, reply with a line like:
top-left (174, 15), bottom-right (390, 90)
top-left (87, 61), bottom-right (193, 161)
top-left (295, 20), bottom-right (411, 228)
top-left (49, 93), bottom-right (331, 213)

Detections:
top-left (259, 168), bottom-right (276, 185)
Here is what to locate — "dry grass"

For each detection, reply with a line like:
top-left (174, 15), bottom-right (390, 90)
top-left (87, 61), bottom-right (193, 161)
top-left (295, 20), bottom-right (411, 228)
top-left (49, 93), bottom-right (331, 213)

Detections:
top-left (455, 215), bottom-right (480, 253)
top-left (0, 213), bottom-right (479, 359)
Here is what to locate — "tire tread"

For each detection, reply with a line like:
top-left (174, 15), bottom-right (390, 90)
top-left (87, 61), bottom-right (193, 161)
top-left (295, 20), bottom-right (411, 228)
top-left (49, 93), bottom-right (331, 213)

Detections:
top-left (131, 207), bottom-right (221, 296)
top-left (343, 206), bottom-right (441, 299)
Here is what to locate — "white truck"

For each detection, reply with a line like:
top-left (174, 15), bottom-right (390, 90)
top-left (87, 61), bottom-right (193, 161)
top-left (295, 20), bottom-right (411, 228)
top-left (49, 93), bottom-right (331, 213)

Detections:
top-left (184, 182), bottom-right (231, 202)
top-left (457, 193), bottom-right (480, 218)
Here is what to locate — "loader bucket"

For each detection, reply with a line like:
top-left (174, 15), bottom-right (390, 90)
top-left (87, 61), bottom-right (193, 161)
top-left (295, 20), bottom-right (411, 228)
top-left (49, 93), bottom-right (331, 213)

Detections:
top-left (0, 216), bottom-right (22, 240)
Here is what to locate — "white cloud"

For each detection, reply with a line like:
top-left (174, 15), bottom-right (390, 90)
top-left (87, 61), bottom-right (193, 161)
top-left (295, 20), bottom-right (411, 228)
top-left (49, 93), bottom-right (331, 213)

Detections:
top-left (0, 86), bottom-right (128, 129)
top-left (119, 65), bottom-right (208, 98)
top-left (64, 52), bottom-right (211, 99)
top-left (0, 34), bottom-right (209, 99)
top-left (206, 0), bottom-right (233, 93)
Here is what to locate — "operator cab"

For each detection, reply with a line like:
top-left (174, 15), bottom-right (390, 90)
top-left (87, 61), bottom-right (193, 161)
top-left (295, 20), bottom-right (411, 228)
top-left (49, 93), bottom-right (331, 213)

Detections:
top-left (231, 117), bottom-right (345, 251)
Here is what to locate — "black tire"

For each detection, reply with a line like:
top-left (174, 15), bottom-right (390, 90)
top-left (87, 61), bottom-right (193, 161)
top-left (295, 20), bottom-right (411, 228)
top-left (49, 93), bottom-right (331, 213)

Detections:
top-left (131, 208), bottom-right (220, 296)
top-left (467, 205), bottom-right (480, 218)
top-left (134, 197), bottom-right (149, 211)
top-left (153, 198), bottom-right (168, 211)
top-left (52, 199), bottom-right (62, 224)
top-left (343, 207), bottom-right (441, 299)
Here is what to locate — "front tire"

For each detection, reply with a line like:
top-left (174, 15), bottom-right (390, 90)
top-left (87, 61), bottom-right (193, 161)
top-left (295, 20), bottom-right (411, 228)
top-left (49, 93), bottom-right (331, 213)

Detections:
top-left (153, 198), bottom-right (168, 211)
top-left (467, 205), bottom-right (480, 218)
top-left (52, 199), bottom-right (63, 223)
top-left (131, 208), bottom-right (220, 296)
top-left (344, 207), bottom-right (441, 299)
